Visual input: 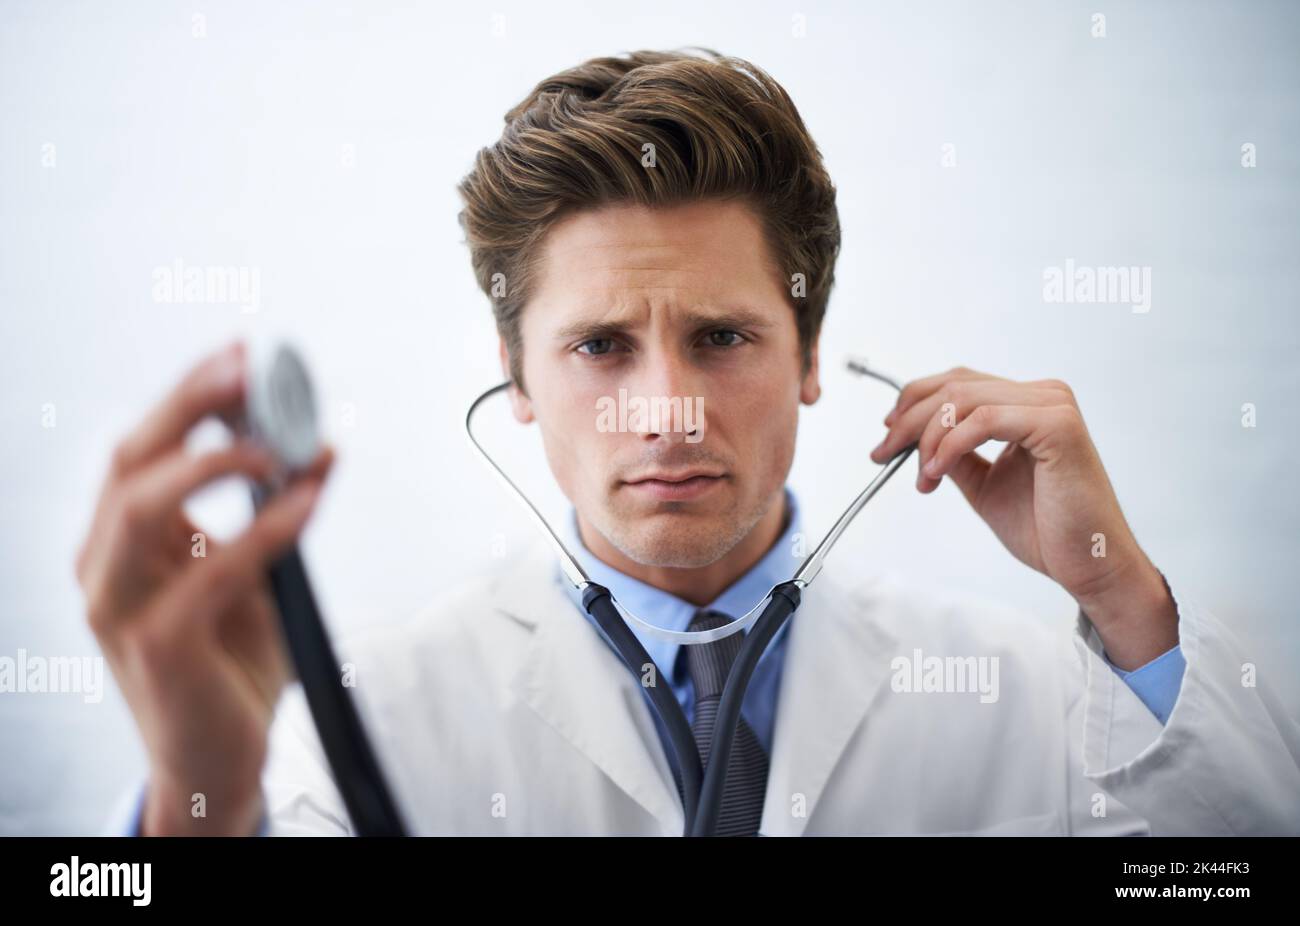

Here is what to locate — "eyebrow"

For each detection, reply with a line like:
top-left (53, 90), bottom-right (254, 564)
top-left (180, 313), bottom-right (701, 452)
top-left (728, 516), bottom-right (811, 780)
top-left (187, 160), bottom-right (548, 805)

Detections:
top-left (552, 307), bottom-right (776, 342)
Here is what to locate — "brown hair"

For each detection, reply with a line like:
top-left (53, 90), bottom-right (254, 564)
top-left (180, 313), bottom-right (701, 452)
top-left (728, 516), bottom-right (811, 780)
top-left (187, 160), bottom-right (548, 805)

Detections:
top-left (456, 47), bottom-right (841, 393)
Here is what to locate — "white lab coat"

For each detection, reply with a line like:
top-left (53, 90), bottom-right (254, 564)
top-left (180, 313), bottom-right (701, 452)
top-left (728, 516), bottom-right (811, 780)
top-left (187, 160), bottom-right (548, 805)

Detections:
top-left (258, 540), bottom-right (1300, 836)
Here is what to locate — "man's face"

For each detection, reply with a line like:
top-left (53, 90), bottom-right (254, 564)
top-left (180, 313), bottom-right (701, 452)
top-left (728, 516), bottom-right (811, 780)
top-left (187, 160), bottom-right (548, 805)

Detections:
top-left (506, 198), bottom-right (821, 568)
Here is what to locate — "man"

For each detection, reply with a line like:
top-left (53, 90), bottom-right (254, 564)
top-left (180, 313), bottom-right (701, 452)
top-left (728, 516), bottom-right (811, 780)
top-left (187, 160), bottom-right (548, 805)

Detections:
top-left (87, 49), bottom-right (1299, 836)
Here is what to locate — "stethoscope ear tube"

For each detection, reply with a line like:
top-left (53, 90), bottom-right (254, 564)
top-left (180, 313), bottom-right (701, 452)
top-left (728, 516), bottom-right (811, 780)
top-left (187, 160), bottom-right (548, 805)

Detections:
top-left (264, 541), bottom-right (409, 836)
top-left (583, 583), bottom-right (704, 836)
top-left (690, 581), bottom-right (802, 837)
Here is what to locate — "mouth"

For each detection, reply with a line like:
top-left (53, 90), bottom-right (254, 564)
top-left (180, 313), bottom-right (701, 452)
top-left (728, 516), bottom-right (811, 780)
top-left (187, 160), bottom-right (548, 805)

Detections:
top-left (622, 470), bottom-right (726, 502)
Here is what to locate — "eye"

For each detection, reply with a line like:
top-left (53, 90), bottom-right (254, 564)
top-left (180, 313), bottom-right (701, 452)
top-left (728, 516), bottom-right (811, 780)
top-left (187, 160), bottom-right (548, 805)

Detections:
top-left (576, 338), bottom-right (617, 356)
top-left (704, 328), bottom-right (744, 348)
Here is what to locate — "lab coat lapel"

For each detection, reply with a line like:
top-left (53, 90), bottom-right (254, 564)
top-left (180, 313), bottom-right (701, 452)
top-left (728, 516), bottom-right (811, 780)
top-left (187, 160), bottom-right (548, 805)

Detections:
top-left (496, 543), bottom-right (685, 834)
top-left (761, 572), bottom-right (898, 836)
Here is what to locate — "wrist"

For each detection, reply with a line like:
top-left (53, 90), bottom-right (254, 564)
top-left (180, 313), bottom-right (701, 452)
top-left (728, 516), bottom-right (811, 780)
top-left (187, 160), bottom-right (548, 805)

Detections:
top-left (1075, 556), bottom-right (1179, 671)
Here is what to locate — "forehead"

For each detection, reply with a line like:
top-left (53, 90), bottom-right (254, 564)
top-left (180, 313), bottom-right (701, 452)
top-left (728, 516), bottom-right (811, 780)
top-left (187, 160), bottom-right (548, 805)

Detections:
top-left (530, 198), bottom-right (784, 308)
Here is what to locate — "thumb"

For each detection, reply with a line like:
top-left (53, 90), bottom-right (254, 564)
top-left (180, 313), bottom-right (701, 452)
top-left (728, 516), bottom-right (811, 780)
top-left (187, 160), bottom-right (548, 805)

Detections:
top-left (943, 450), bottom-right (991, 510)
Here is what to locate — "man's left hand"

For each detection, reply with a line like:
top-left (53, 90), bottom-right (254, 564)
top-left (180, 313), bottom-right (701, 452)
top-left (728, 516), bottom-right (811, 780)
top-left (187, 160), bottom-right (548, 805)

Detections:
top-left (869, 367), bottom-right (1178, 669)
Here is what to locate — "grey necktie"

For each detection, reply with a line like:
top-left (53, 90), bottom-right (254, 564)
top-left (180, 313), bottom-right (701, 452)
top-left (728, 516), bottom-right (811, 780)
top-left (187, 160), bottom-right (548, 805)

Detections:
top-left (674, 608), bottom-right (770, 836)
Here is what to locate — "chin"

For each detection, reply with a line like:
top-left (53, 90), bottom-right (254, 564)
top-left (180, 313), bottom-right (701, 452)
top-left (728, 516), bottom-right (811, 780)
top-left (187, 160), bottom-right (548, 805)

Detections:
top-left (601, 513), bottom-right (747, 569)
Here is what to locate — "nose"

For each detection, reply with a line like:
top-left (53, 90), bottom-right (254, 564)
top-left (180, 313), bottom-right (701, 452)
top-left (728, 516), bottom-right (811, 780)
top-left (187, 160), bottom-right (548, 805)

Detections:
top-left (625, 345), bottom-right (707, 445)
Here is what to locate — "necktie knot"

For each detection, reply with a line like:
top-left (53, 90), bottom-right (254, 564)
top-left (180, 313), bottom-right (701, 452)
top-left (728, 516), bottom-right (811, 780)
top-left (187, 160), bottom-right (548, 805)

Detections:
top-left (686, 609), bottom-right (744, 701)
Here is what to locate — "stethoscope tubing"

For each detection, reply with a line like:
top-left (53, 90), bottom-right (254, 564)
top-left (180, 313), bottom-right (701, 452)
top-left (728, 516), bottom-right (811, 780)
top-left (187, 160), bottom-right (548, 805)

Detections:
top-left (583, 585), bottom-right (705, 831)
top-left (257, 486), bottom-right (408, 836)
top-left (689, 580), bottom-right (802, 836)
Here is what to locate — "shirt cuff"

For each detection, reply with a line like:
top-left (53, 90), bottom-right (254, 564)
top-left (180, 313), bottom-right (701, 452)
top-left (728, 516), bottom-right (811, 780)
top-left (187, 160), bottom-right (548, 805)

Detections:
top-left (101, 780), bottom-right (148, 836)
top-left (1102, 644), bottom-right (1187, 725)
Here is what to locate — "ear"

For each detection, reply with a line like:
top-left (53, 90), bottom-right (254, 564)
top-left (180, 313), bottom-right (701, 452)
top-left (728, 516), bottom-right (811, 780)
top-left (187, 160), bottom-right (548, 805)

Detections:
top-left (500, 337), bottom-right (534, 423)
top-left (799, 333), bottom-right (822, 405)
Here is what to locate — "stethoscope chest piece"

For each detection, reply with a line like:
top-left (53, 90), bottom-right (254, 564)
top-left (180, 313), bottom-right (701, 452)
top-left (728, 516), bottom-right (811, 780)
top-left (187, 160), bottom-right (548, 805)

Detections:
top-left (245, 341), bottom-right (320, 474)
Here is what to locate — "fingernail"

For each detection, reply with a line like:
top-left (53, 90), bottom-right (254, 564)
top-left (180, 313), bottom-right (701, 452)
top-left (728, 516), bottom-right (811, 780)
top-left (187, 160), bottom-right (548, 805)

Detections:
top-left (869, 442), bottom-right (885, 461)
top-left (923, 457), bottom-right (941, 477)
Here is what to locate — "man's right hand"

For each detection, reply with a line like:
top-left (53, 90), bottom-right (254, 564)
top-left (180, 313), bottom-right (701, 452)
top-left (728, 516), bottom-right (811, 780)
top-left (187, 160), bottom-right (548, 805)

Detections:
top-left (75, 340), bottom-right (334, 835)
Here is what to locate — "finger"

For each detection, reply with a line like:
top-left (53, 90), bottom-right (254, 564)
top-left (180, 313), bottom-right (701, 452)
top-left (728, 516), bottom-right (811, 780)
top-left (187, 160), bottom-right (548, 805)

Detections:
top-left (872, 380), bottom-right (1057, 465)
top-left (921, 404), bottom-right (1083, 489)
top-left (79, 442), bottom-right (278, 594)
top-left (112, 340), bottom-right (247, 478)
top-left (118, 440), bottom-right (280, 536)
top-left (934, 449), bottom-right (992, 505)
top-left (884, 366), bottom-right (1000, 427)
top-left (134, 442), bottom-right (335, 530)
top-left (296, 444), bottom-right (336, 483)
top-left (912, 381), bottom-right (1066, 474)
top-left (145, 474), bottom-right (326, 645)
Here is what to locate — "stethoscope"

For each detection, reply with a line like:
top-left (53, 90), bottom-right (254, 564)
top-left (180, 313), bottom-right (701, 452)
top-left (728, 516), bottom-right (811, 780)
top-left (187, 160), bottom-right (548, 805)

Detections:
top-left (242, 341), bottom-right (914, 837)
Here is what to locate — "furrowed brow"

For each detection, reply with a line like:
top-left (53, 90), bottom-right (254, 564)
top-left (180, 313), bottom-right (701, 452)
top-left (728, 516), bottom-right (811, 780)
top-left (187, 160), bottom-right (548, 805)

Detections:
top-left (683, 308), bottom-right (775, 331)
top-left (553, 307), bottom-right (775, 343)
top-left (552, 317), bottom-right (636, 343)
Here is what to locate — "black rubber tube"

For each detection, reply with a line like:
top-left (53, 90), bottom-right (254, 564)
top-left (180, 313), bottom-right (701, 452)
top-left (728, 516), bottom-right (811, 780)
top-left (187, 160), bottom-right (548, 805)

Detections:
top-left (266, 547), bottom-right (408, 836)
top-left (690, 581), bottom-right (801, 837)
top-left (583, 583), bottom-right (703, 836)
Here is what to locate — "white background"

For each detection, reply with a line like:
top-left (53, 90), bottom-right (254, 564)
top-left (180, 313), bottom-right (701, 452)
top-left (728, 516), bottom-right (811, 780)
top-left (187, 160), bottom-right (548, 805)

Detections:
top-left (2, 0), bottom-right (1297, 833)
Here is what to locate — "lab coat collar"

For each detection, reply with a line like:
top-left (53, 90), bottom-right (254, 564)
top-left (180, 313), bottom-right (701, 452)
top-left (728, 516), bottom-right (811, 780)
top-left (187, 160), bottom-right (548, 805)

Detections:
top-left (495, 541), bottom-right (689, 831)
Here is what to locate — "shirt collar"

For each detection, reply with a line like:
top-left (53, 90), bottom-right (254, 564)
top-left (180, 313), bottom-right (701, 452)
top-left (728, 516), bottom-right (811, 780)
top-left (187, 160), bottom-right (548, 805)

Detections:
top-left (558, 487), bottom-right (804, 683)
